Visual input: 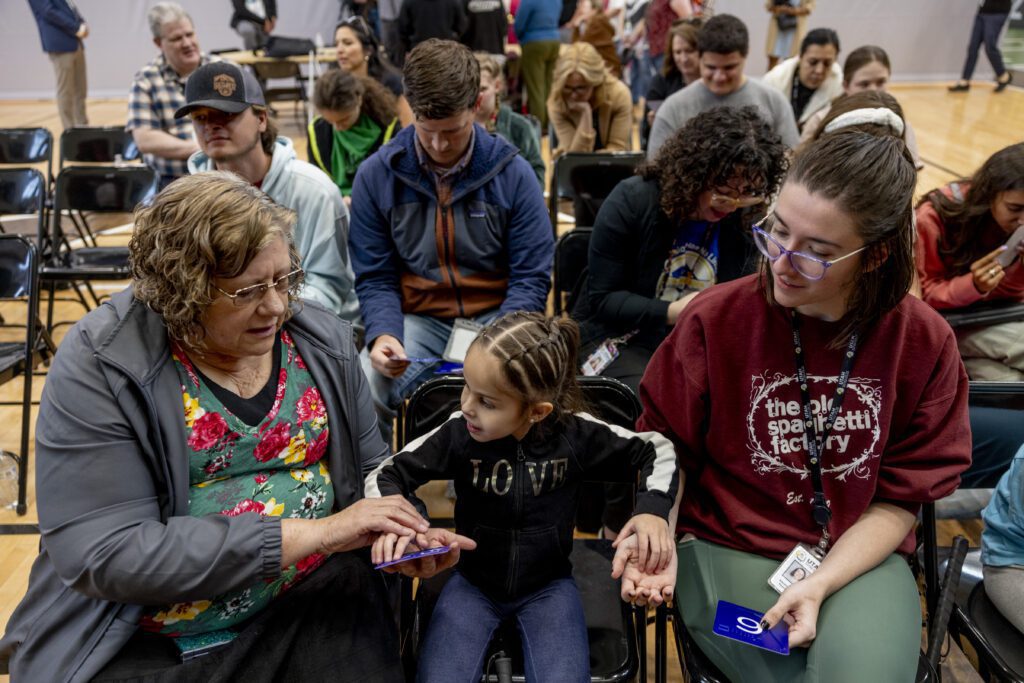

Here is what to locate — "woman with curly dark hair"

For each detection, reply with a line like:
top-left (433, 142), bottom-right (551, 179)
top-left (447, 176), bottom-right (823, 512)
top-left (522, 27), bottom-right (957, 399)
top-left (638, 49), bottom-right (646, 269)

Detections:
top-left (572, 105), bottom-right (787, 535)
top-left (915, 142), bottom-right (1024, 379)
top-left (308, 69), bottom-right (403, 201)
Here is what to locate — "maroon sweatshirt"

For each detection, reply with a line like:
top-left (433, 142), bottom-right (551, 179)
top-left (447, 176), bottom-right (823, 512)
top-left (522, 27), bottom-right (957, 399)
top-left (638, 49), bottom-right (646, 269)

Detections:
top-left (637, 275), bottom-right (972, 559)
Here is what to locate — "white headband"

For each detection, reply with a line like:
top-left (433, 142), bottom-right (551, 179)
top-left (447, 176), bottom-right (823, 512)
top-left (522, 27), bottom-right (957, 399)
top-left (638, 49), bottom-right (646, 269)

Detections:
top-left (822, 107), bottom-right (905, 137)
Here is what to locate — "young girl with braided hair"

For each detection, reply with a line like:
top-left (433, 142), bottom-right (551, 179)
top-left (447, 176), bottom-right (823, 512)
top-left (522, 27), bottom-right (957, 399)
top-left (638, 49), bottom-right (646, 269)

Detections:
top-left (365, 311), bottom-right (680, 683)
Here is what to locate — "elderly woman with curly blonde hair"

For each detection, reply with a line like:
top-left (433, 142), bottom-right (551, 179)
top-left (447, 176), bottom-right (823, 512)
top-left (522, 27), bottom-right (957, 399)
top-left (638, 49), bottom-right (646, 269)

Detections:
top-left (0, 172), bottom-right (472, 682)
top-left (547, 41), bottom-right (633, 158)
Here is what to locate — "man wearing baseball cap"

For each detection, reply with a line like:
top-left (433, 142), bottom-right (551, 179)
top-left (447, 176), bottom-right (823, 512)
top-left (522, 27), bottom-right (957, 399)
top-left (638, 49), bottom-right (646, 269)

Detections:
top-left (178, 61), bottom-right (362, 333)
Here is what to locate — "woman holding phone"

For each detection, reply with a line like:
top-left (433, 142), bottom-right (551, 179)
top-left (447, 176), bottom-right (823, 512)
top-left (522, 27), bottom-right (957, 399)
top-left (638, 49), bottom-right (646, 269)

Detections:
top-left (915, 142), bottom-right (1024, 380)
top-left (635, 129), bottom-right (972, 681)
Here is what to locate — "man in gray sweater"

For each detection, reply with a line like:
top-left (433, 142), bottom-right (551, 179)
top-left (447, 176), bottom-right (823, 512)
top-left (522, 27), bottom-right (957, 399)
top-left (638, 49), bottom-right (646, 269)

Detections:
top-left (647, 14), bottom-right (799, 158)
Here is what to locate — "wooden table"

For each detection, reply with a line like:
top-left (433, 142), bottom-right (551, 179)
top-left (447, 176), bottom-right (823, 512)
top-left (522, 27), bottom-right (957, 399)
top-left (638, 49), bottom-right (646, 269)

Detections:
top-left (217, 47), bottom-right (337, 66)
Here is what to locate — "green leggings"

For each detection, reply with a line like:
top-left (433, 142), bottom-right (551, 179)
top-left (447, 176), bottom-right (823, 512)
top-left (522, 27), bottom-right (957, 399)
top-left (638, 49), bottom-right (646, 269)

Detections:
top-left (676, 539), bottom-right (921, 683)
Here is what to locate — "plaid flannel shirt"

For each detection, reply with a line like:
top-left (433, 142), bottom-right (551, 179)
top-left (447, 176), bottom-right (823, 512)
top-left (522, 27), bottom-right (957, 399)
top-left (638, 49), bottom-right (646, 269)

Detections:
top-left (126, 53), bottom-right (221, 181)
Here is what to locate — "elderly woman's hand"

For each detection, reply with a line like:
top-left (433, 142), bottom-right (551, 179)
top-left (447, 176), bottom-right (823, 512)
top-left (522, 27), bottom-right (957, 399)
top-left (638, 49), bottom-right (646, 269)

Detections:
top-left (319, 495), bottom-right (430, 554)
top-left (281, 495), bottom-right (429, 568)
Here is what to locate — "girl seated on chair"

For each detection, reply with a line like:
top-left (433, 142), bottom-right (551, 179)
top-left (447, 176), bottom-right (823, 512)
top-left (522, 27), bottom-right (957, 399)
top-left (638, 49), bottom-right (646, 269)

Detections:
top-left (915, 142), bottom-right (1024, 381)
top-left (637, 129), bottom-right (972, 682)
top-left (365, 311), bottom-right (680, 683)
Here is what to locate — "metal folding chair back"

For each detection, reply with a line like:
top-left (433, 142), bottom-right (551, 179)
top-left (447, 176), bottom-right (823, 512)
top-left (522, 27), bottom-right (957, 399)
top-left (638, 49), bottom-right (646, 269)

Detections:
top-left (548, 152), bottom-right (644, 231)
top-left (0, 127), bottom-right (53, 182)
top-left (59, 127), bottom-right (140, 169)
top-left (553, 227), bottom-right (592, 316)
top-left (0, 234), bottom-right (42, 515)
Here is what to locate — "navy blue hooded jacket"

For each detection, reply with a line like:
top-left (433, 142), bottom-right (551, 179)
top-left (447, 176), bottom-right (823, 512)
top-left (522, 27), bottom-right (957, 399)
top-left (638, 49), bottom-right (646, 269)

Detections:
top-left (349, 123), bottom-right (553, 347)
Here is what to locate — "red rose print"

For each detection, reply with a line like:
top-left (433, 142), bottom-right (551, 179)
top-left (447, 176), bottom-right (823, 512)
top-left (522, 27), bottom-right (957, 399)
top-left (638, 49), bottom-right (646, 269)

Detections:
top-left (304, 428), bottom-right (329, 466)
top-left (296, 387), bottom-right (326, 423)
top-left (188, 412), bottom-right (229, 451)
top-left (221, 498), bottom-right (264, 517)
top-left (254, 473), bottom-right (269, 484)
top-left (296, 552), bottom-right (324, 574)
top-left (253, 421), bottom-right (293, 462)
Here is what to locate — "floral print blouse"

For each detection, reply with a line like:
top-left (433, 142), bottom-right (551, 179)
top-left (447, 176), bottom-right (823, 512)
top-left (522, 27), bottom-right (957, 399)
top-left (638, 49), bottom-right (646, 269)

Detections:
top-left (141, 330), bottom-right (334, 636)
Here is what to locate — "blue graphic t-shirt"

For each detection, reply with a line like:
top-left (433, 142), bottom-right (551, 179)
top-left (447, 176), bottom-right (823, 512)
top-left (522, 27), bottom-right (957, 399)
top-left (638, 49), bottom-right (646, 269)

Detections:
top-left (655, 220), bottom-right (719, 301)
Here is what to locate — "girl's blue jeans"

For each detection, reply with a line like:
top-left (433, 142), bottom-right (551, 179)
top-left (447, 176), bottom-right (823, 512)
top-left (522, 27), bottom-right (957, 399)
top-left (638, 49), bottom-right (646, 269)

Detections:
top-left (417, 571), bottom-right (590, 683)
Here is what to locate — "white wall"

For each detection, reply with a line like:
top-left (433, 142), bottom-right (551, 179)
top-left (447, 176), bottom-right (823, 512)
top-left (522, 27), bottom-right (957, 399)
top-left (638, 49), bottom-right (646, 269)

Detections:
top-left (0, 0), bottom-right (991, 100)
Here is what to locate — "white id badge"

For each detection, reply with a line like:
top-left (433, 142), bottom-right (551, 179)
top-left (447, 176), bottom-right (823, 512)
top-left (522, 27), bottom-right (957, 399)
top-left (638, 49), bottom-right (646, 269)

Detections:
top-left (442, 318), bottom-right (484, 363)
top-left (581, 339), bottom-right (620, 376)
top-left (768, 544), bottom-right (823, 594)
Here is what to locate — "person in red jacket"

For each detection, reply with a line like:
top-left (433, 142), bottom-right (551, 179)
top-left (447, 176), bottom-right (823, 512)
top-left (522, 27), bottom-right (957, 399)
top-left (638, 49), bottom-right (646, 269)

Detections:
top-left (915, 142), bottom-right (1024, 380)
top-left (633, 130), bottom-right (972, 681)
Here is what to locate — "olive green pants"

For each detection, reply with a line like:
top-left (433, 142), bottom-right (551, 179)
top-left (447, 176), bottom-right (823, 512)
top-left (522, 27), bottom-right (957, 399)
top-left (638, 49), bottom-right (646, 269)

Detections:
top-left (676, 538), bottom-right (921, 683)
top-left (520, 40), bottom-right (560, 129)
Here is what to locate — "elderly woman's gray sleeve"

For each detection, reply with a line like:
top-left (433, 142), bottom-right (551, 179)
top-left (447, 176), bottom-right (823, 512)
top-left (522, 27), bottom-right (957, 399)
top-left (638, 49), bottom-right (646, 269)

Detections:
top-left (343, 328), bottom-right (391, 476)
top-left (35, 327), bottom-right (282, 605)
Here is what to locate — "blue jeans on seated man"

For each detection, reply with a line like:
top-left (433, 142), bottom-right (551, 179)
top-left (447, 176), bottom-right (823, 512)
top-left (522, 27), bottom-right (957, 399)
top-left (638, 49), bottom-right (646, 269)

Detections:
top-left (360, 310), bottom-right (500, 412)
top-left (417, 571), bottom-right (590, 683)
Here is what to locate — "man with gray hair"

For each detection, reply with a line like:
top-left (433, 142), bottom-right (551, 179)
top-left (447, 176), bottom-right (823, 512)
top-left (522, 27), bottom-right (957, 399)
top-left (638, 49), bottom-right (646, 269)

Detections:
top-left (127, 2), bottom-right (221, 188)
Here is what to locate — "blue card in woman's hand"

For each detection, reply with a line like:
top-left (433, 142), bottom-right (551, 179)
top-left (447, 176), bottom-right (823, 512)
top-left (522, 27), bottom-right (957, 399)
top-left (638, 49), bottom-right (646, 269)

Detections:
top-left (712, 600), bottom-right (790, 655)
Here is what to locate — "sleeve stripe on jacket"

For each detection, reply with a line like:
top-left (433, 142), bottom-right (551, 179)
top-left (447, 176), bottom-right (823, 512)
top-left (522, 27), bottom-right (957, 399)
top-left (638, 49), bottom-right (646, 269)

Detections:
top-left (363, 411), bottom-right (463, 498)
top-left (576, 411), bottom-right (678, 499)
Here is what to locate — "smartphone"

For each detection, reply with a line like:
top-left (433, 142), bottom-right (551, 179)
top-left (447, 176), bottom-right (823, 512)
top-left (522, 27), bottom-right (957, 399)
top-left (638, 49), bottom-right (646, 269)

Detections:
top-left (374, 545), bottom-right (451, 570)
top-left (996, 224), bottom-right (1024, 268)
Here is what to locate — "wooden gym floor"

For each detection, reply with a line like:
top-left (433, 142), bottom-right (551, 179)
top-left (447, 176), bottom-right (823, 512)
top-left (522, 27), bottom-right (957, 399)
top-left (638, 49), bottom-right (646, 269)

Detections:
top-left (1, 81), bottom-right (1021, 681)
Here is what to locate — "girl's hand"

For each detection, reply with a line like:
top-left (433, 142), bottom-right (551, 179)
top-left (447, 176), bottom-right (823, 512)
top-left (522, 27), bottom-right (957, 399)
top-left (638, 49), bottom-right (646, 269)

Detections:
top-left (380, 528), bottom-right (478, 579)
top-left (614, 513), bottom-right (672, 572)
top-left (371, 531), bottom-right (418, 565)
top-left (611, 533), bottom-right (678, 606)
top-left (760, 577), bottom-right (828, 648)
top-left (970, 246), bottom-right (1009, 294)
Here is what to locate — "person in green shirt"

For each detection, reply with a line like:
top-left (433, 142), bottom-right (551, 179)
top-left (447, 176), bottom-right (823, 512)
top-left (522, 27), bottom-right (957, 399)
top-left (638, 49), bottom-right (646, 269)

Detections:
top-left (474, 52), bottom-right (546, 189)
top-left (308, 68), bottom-right (402, 202)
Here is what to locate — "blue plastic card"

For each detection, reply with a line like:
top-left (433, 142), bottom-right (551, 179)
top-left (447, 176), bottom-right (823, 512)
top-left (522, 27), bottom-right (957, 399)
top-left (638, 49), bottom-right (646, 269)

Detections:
top-left (397, 356), bottom-right (443, 364)
top-left (712, 600), bottom-right (790, 655)
top-left (434, 362), bottom-right (464, 375)
top-left (374, 545), bottom-right (451, 570)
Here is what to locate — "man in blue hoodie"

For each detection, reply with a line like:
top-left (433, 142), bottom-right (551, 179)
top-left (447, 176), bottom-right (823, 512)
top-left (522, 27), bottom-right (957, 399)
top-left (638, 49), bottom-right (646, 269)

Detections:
top-left (27, 0), bottom-right (89, 128)
top-left (350, 39), bottom-right (552, 420)
top-left (178, 62), bottom-right (362, 333)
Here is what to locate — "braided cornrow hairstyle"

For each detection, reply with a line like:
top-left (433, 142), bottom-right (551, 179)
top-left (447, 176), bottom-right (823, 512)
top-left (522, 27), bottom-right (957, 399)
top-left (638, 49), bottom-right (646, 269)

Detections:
top-left (472, 312), bottom-right (586, 425)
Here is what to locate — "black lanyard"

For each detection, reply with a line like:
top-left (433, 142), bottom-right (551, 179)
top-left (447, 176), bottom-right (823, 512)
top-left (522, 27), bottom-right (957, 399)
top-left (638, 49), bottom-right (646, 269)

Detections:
top-left (790, 311), bottom-right (858, 550)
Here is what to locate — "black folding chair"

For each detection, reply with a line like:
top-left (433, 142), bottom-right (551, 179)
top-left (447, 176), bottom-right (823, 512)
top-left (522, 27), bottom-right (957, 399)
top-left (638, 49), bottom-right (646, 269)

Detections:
top-left (59, 126), bottom-right (140, 170)
top-left (951, 582), bottom-right (1024, 682)
top-left (553, 227), bottom-right (593, 316)
top-left (548, 152), bottom-right (644, 232)
top-left (0, 127), bottom-right (53, 182)
top-left (938, 381), bottom-right (1024, 683)
top-left (0, 234), bottom-right (46, 515)
top-left (397, 375), bottom-right (645, 683)
top-left (57, 127), bottom-right (144, 247)
top-left (940, 300), bottom-right (1024, 330)
top-left (0, 168), bottom-right (47, 239)
top-left (0, 168), bottom-right (57, 347)
top-left (251, 61), bottom-right (308, 121)
top-left (42, 166), bottom-right (157, 329)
